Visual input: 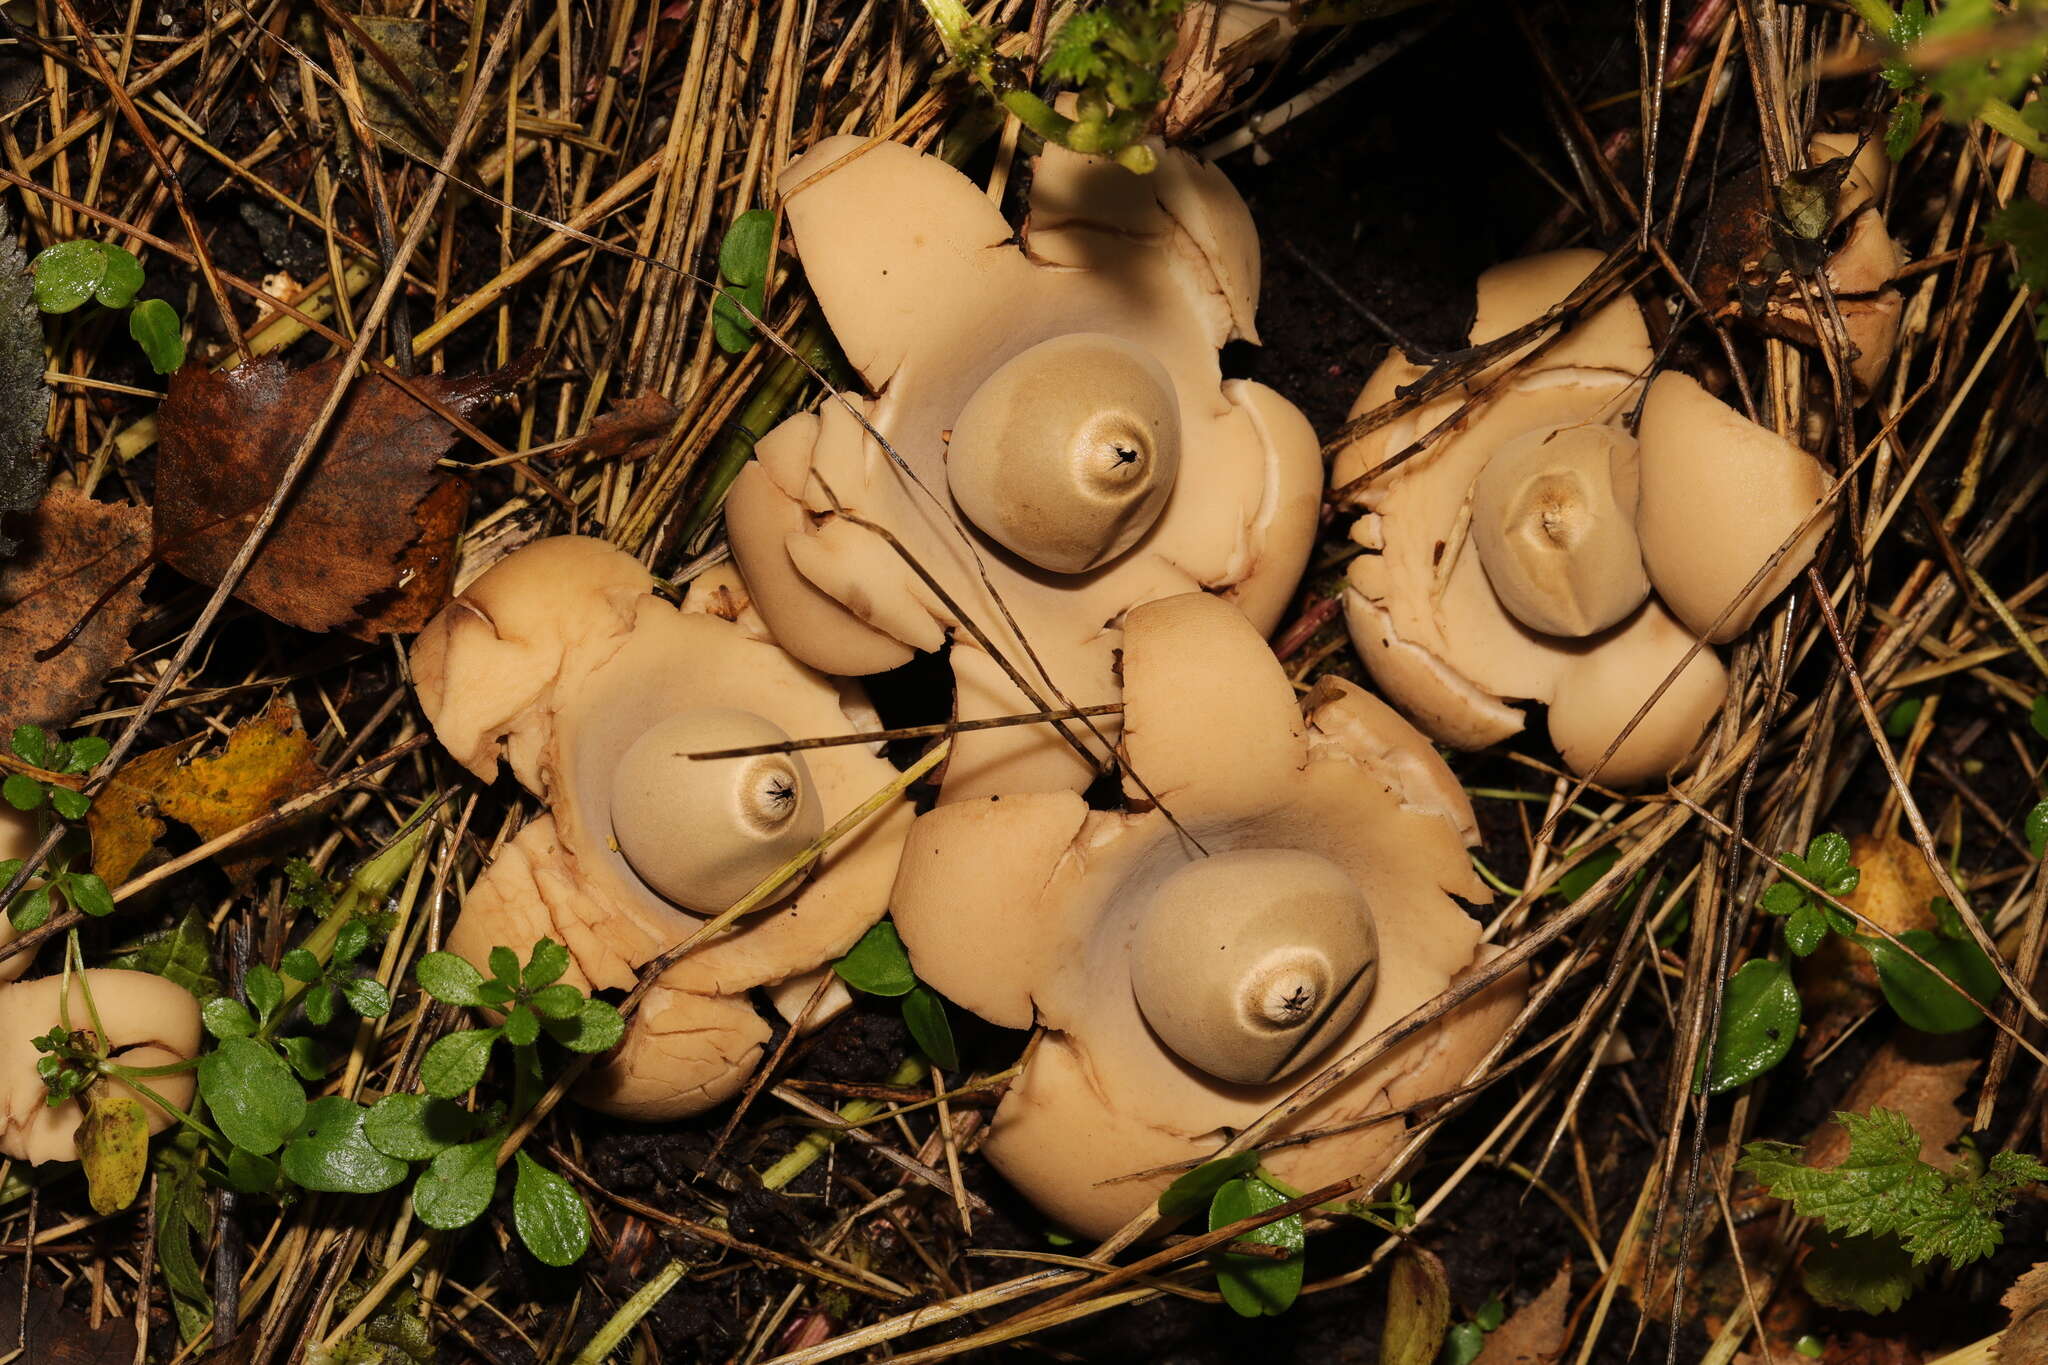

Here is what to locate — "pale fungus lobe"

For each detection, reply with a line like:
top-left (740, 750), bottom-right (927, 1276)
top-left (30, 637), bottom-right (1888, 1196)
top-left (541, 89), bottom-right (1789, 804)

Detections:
top-left (724, 132), bottom-right (1320, 800)
top-left (0, 970), bottom-right (201, 1163)
top-left (891, 593), bottom-right (1526, 1238)
top-left (1333, 250), bottom-right (1832, 785)
top-left (943, 333), bottom-right (1183, 575)
top-left (410, 536), bottom-right (914, 1120)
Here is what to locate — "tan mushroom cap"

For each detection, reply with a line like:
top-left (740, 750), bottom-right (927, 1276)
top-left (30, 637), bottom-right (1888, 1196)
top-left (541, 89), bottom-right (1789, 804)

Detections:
top-left (0, 970), bottom-right (200, 1163)
top-left (893, 593), bottom-right (1525, 1237)
top-left (1130, 848), bottom-right (1378, 1086)
top-left (1470, 421), bottom-right (1650, 638)
top-left (1546, 602), bottom-right (1730, 787)
top-left (413, 536), bottom-right (914, 1120)
top-left (1636, 372), bottom-right (1830, 642)
top-left (944, 333), bottom-right (1182, 574)
top-left (609, 708), bottom-right (823, 914)
top-left (725, 134), bottom-right (1320, 800)
top-left (1827, 209), bottom-right (1906, 295)
top-left (0, 809), bottom-right (36, 983)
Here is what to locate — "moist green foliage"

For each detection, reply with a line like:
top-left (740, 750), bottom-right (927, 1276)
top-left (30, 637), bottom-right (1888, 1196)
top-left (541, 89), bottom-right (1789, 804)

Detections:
top-left (1739, 1108), bottom-right (2048, 1270)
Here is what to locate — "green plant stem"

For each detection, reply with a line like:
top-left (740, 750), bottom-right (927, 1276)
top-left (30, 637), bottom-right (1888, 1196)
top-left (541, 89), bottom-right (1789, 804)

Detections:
top-left (758, 1056), bottom-right (928, 1191)
top-left (111, 1071), bottom-right (227, 1150)
top-left (677, 313), bottom-right (832, 548)
top-left (1977, 98), bottom-right (2048, 159)
top-left (265, 811), bottom-right (431, 1036)
top-left (568, 1257), bottom-right (690, 1365)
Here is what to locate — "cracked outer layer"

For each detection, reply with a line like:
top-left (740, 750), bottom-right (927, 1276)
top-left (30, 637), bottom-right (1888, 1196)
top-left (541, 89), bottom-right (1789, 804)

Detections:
top-left (891, 593), bottom-right (1526, 1238)
top-left (1334, 250), bottom-right (1828, 785)
top-left (0, 970), bottom-right (200, 1163)
top-left (725, 135), bottom-right (1321, 801)
top-left (410, 537), bottom-right (914, 1119)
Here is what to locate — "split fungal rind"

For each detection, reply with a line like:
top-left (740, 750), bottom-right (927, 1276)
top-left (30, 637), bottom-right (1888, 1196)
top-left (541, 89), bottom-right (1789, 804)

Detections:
top-left (891, 592), bottom-right (1526, 1239)
top-left (1335, 249), bottom-right (1833, 785)
top-left (724, 133), bottom-right (1321, 802)
top-left (409, 537), bottom-right (914, 1120)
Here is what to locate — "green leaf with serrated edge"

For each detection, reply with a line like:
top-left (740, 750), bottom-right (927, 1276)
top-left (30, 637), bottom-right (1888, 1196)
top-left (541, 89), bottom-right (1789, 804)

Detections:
top-left (365, 1093), bottom-right (476, 1161)
top-left (1866, 929), bottom-right (2000, 1033)
top-left (341, 977), bottom-right (390, 1019)
top-left (280, 948), bottom-right (321, 983)
top-left (523, 938), bottom-right (569, 990)
top-left (1761, 881), bottom-right (1808, 917)
top-left (278, 1034), bottom-right (326, 1081)
top-left (11, 883), bottom-right (50, 931)
top-left (478, 980), bottom-right (515, 1007)
top-left (544, 998), bottom-right (624, 1054)
top-left (304, 981), bottom-right (335, 1028)
top-left (2028, 801), bottom-right (2048, 858)
top-left (66, 872), bottom-right (112, 917)
top-left (833, 920), bottom-right (916, 997)
top-left (31, 240), bottom-right (108, 313)
top-left (333, 918), bottom-right (371, 966)
top-left (245, 963), bottom-right (283, 1025)
top-left (412, 1135), bottom-right (499, 1229)
top-left (197, 1036), bottom-right (305, 1156)
top-left (513, 1151), bottom-right (590, 1266)
top-left (201, 996), bottom-right (255, 1040)
top-left (415, 951), bottom-right (487, 1006)
top-left (528, 983), bottom-right (583, 1019)
top-left (420, 1027), bottom-right (499, 1098)
top-left (3, 773), bottom-right (44, 811)
top-left (10, 723), bottom-right (45, 765)
top-left (79, 1089), bottom-right (150, 1214)
top-left (106, 909), bottom-right (218, 998)
top-left (223, 1146), bottom-right (278, 1195)
top-left (1708, 959), bottom-right (1801, 1093)
top-left (1785, 903), bottom-right (1831, 957)
top-left (128, 298), bottom-right (183, 374)
top-left (1802, 1232), bottom-right (1924, 1313)
top-left (1739, 1109), bottom-right (1943, 1243)
top-left (281, 1097), bottom-right (408, 1194)
top-left (48, 786), bottom-right (88, 821)
top-left (488, 946), bottom-right (520, 985)
top-left (93, 245), bottom-right (143, 308)
top-left (503, 1004), bottom-right (539, 1047)
top-left (1157, 1150), bottom-right (1262, 1218)
top-left (903, 984), bottom-right (958, 1070)
top-left (718, 209), bottom-right (775, 287)
top-left (1209, 1175), bottom-right (1304, 1317)
top-left (64, 736), bottom-right (107, 773)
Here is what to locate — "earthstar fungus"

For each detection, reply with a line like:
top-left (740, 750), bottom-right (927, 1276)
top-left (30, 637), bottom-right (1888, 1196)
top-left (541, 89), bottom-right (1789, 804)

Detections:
top-left (1334, 250), bottom-right (1832, 784)
top-left (891, 592), bottom-right (1525, 1238)
top-left (410, 537), bottom-right (913, 1119)
top-left (725, 134), bottom-right (1321, 800)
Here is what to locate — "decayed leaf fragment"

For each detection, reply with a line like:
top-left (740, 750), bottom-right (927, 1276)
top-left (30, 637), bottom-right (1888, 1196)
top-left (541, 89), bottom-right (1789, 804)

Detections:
top-left (87, 695), bottom-right (323, 887)
top-left (154, 355), bottom-right (511, 637)
top-left (0, 486), bottom-right (151, 734)
top-left (1476, 1267), bottom-right (1571, 1364)
top-left (1999, 1263), bottom-right (2048, 1364)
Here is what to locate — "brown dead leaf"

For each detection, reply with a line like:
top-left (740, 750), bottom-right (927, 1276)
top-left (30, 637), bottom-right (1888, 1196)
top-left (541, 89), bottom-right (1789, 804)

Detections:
top-left (1477, 1267), bottom-right (1571, 1365)
top-left (2000, 1264), bottom-right (2048, 1364)
top-left (1809, 1032), bottom-right (1976, 1172)
top-left (87, 695), bottom-right (323, 888)
top-left (558, 392), bottom-right (678, 464)
top-left (154, 354), bottom-right (512, 638)
top-left (0, 1261), bottom-right (138, 1365)
top-left (1799, 831), bottom-right (1943, 1058)
top-left (0, 486), bottom-right (150, 734)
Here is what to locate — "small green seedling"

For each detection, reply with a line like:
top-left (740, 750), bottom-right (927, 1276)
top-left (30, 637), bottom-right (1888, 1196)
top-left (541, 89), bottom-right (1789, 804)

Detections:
top-left (1440, 1295), bottom-right (1507, 1365)
top-left (832, 920), bottom-right (958, 1070)
top-left (30, 239), bottom-right (185, 373)
top-left (1, 725), bottom-right (115, 931)
top-left (1740, 1107), bottom-right (2048, 1312)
